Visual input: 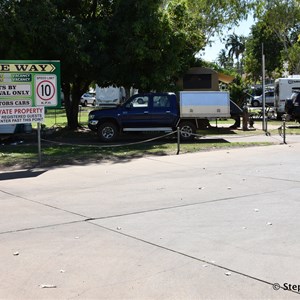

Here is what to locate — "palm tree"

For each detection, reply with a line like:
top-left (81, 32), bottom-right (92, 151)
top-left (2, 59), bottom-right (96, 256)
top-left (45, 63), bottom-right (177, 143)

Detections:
top-left (217, 49), bottom-right (233, 68)
top-left (225, 33), bottom-right (246, 73)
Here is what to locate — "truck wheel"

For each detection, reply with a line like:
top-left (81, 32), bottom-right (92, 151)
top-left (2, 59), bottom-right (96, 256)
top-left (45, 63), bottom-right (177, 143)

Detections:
top-left (98, 122), bottom-right (118, 142)
top-left (179, 122), bottom-right (196, 140)
top-left (252, 100), bottom-right (260, 107)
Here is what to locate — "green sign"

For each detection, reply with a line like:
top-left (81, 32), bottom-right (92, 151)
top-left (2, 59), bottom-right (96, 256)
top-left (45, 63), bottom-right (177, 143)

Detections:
top-left (0, 60), bottom-right (61, 109)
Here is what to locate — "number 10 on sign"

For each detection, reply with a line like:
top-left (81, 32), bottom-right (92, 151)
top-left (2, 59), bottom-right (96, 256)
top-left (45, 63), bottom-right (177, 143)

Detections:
top-left (35, 75), bottom-right (57, 106)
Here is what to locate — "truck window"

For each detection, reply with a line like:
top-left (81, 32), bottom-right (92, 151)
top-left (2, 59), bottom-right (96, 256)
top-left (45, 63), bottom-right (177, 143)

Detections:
top-left (153, 96), bottom-right (171, 108)
top-left (125, 96), bottom-right (149, 108)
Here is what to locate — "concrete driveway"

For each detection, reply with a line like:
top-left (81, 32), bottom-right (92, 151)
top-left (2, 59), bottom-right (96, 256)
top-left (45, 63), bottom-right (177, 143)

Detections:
top-left (1, 141), bottom-right (300, 299)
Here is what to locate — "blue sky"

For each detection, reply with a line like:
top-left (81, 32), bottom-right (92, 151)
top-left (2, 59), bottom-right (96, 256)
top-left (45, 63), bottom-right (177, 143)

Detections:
top-left (201, 15), bottom-right (255, 62)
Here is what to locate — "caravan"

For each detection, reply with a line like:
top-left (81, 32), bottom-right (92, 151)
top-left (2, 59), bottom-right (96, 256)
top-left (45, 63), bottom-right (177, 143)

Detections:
top-left (274, 77), bottom-right (300, 119)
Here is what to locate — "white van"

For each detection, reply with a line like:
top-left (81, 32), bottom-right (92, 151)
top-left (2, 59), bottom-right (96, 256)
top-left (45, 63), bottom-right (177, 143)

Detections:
top-left (274, 77), bottom-right (300, 119)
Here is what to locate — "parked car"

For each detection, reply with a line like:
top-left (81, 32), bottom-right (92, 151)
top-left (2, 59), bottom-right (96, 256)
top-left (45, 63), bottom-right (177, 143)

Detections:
top-left (285, 90), bottom-right (300, 122)
top-left (80, 93), bottom-right (96, 106)
top-left (251, 90), bottom-right (275, 107)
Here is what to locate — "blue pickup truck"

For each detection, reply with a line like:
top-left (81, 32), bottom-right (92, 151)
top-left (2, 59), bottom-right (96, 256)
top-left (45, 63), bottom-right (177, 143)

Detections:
top-left (88, 91), bottom-right (240, 142)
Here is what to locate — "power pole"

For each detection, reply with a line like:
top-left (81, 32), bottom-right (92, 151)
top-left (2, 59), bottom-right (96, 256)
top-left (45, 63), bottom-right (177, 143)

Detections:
top-left (262, 43), bottom-right (267, 132)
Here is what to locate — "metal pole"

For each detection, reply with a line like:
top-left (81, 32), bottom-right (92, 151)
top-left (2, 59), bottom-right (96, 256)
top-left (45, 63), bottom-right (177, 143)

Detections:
top-left (262, 43), bottom-right (267, 132)
top-left (283, 116), bottom-right (287, 144)
top-left (37, 122), bottom-right (42, 165)
top-left (177, 127), bottom-right (180, 155)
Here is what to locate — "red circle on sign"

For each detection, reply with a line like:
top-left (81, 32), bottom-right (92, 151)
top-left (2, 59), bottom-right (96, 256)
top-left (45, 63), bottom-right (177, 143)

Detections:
top-left (37, 80), bottom-right (56, 101)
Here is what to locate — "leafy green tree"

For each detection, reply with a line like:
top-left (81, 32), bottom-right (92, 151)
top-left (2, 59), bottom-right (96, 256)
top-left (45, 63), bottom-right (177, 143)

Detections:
top-left (228, 76), bottom-right (249, 108)
top-left (0, 0), bottom-right (113, 129)
top-left (243, 20), bottom-right (283, 80)
top-left (0, 0), bottom-right (206, 128)
top-left (186, 0), bottom-right (256, 43)
top-left (262, 0), bottom-right (300, 53)
top-left (288, 42), bottom-right (300, 73)
top-left (100, 0), bottom-right (205, 91)
top-left (52, 0), bottom-right (114, 129)
top-left (0, 0), bottom-right (258, 130)
top-left (253, 0), bottom-right (300, 74)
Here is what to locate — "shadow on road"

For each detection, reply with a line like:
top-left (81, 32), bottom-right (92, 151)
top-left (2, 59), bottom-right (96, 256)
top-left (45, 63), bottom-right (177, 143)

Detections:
top-left (0, 169), bottom-right (46, 181)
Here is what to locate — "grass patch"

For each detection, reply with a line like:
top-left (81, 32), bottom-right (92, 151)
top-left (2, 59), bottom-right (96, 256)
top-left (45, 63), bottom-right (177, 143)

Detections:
top-left (0, 131), bottom-right (273, 171)
top-left (1, 108), bottom-right (299, 171)
top-left (32, 107), bottom-right (93, 129)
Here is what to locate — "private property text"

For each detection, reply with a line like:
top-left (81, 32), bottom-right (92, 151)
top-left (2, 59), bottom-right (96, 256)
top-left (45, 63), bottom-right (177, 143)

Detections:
top-left (0, 107), bottom-right (44, 124)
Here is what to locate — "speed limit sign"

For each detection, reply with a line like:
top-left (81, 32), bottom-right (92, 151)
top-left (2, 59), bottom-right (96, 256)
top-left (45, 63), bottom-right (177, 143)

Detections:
top-left (35, 75), bottom-right (57, 106)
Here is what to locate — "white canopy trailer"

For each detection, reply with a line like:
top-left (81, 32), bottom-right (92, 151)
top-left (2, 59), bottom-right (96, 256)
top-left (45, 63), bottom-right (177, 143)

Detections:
top-left (95, 85), bottom-right (126, 107)
top-left (179, 91), bottom-right (231, 119)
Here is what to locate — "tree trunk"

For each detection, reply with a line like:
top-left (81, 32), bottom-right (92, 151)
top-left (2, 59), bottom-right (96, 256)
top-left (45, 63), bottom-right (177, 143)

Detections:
top-left (242, 105), bottom-right (249, 131)
top-left (63, 79), bottom-right (90, 130)
top-left (62, 82), bottom-right (72, 126)
top-left (67, 101), bottom-right (80, 129)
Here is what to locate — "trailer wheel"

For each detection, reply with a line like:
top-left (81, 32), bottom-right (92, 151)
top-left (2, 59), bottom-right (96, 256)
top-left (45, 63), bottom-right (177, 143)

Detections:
top-left (98, 122), bottom-right (118, 142)
top-left (179, 122), bottom-right (196, 140)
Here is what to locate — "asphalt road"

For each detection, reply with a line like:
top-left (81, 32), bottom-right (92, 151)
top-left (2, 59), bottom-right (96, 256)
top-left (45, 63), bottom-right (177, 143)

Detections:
top-left (1, 139), bottom-right (300, 299)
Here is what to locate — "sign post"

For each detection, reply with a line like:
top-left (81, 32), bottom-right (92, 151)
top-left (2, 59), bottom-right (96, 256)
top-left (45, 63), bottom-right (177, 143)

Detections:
top-left (37, 122), bottom-right (42, 164)
top-left (0, 60), bottom-right (61, 164)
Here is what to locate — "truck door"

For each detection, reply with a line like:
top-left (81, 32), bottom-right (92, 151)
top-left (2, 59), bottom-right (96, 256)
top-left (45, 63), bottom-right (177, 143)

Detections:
top-left (120, 95), bottom-right (153, 128)
top-left (149, 95), bottom-right (177, 127)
